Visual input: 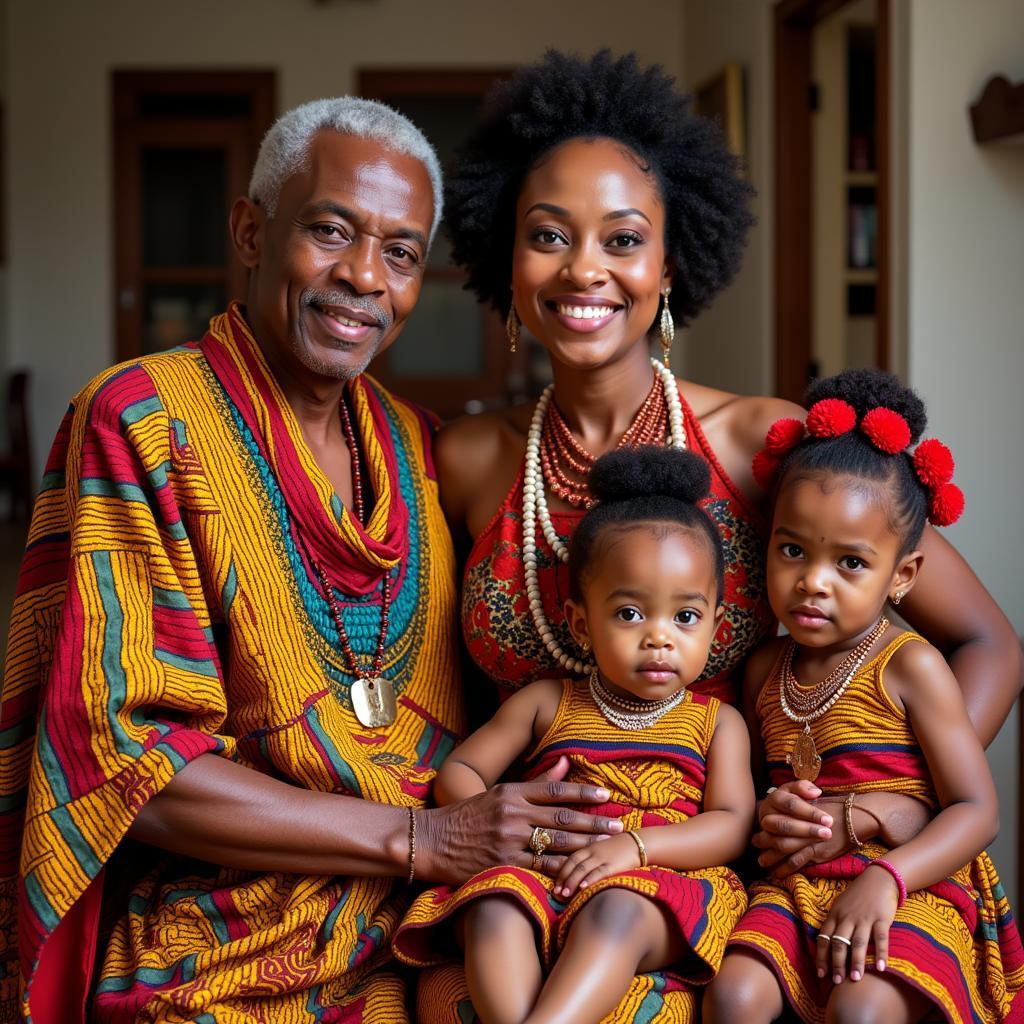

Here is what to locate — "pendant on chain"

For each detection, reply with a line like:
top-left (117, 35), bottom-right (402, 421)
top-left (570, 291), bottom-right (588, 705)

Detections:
top-left (351, 675), bottom-right (397, 729)
top-left (786, 723), bottom-right (822, 781)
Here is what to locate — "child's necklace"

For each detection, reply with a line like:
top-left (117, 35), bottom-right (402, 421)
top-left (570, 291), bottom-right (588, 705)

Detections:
top-left (780, 617), bottom-right (889, 781)
top-left (589, 669), bottom-right (689, 731)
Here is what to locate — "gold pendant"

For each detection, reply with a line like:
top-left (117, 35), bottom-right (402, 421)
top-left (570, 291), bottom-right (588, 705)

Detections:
top-left (351, 675), bottom-right (397, 728)
top-left (786, 723), bottom-right (821, 781)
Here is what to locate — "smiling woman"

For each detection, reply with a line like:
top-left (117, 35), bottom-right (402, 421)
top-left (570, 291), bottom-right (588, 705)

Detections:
top-left (418, 48), bottom-right (1023, 1024)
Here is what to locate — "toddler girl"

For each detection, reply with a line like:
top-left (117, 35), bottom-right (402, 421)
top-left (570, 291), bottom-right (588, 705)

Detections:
top-left (393, 447), bottom-right (754, 1024)
top-left (705, 369), bottom-right (1023, 1024)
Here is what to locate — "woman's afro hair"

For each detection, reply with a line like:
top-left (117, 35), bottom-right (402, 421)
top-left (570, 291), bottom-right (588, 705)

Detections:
top-left (568, 447), bottom-right (726, 602)
top-left (445, 49), bottom-right (755, 327)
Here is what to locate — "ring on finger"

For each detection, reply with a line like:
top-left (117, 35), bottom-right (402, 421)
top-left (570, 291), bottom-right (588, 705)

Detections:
top-left (529, 826), bottom-right (554, 856)
top-left (531, 853), bottom-right (543, 871)
top-left (831, 934), bottom-right (853, 947)
top-left (816, 933), bottom-right (832, 943)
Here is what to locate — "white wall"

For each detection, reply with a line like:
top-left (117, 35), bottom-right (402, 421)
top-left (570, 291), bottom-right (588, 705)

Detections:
top-left (4, 0), bottom-right (685, 471)
top-left (906, 0), bottom-right (1024, 900)
top-left (681, 0), bottom-right (775, 397)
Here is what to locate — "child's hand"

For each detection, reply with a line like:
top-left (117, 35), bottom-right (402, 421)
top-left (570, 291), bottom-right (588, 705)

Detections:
top-left (753, 780), bottom-right (835, 876)
top-left (815, 867), bottom-right (899, 984)
top-left (551, 833), bottom-right (640, 899)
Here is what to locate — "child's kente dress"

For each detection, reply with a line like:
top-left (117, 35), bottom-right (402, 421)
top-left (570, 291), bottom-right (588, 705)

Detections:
top-left (394, 680), bottom-right (748, 1019)
top-left (730, 631), bottom-right (1024, 1024)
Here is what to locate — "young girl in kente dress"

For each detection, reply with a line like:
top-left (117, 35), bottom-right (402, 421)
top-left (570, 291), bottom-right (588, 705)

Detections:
top-left (705, 370), bottom-right (1024, 1024)
top-left (393, 447), bottom-right (754, 1024)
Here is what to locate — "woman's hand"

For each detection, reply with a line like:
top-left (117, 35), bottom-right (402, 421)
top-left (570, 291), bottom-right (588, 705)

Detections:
top-left (418, 757), bottom-right (623, 885)
top-left (752, 780), bottom-right (834, 876)
top-left (815, 867), bottom-right (899, 984)
top-left (551, 833), bottom-right (637, 898)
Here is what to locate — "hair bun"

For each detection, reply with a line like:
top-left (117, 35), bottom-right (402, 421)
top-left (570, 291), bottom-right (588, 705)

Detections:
top-left (589, 446), bottom-right (710, 507)
top-left (806, 369), bottom-right (927, 445)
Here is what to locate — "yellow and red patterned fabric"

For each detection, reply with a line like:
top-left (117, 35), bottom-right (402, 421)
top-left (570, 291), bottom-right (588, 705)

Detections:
top-left (461, 390), bottom-right (774, 708)
top-left (0, 304), bottom-right (463, 1022)
top-left (398, 680), bottom-right (748, 1022)
top-left (731, 631), bottom-right (1024, 1024)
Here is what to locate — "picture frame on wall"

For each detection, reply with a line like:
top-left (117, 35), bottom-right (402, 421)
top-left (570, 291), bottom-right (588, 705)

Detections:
top-left (693, 62), bottom-right (746, 167)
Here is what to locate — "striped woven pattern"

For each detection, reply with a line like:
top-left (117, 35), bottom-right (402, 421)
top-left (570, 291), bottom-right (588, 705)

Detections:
top-left (0, 305), bottom-right (462, 1021)
top-left (730, 631), bottom-right (1024, 1023)
top-left (401, 679), bottom-right (747, 1021)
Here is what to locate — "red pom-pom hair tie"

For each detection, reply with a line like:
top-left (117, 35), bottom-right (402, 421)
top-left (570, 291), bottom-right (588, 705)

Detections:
top-left (752, 417), bottom-right (806, 489)
top-left (752, 449), bottom-right (780, 489)
top-left (860, 407), bottom-right (911, 454)
top-left (913, 438), bottom-right (955, 487)
top-left (928, 482), bottom-right (965, 527)
top-left (806, 399), bottom-right (857, 438)
top-left (765, 418), bottom-right (806, 455)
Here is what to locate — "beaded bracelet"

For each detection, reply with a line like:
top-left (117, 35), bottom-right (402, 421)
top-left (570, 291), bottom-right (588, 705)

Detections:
top-left (627, 829), bottom-right (648, 868)
top-left (407, 808), bottom-right (417, 884)
top-left (867, 858), bottom-right (907, 908)
top-left (844, 792), bottom-right (863, 848)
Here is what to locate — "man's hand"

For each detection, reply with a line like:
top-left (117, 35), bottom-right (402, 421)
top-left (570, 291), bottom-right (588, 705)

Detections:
top-left (418, 756), bottom-right (624, 885)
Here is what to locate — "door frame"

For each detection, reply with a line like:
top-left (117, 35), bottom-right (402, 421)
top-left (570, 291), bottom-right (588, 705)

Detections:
top-left (774, 0), bottom-right (890, 401)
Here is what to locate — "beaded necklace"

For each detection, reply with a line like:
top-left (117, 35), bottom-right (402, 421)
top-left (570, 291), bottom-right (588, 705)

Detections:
top-left (781, 617), bottom-right (889, 780)
top-left (522, 359), bottom-right (687, 675)
top-left (588, 669), bottom-right (689, 731)
top-left (309, 396), bottom-right (396, 728)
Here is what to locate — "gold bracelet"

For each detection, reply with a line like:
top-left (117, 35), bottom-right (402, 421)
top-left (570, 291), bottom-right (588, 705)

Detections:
top-left (844, 792), bottom-right (863, 849)
top-left (407, 808), bottom-right (417, 884)
top-left (627, 829), bottom-right (648, 868)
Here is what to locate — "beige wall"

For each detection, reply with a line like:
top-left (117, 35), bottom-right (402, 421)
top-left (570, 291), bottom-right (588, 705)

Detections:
top-left (681, 0), bottom-right (775, 397)
top-left (905, 0), bottom-right (1024, 899)
top-left (4, 0), bottom-right (684, 470)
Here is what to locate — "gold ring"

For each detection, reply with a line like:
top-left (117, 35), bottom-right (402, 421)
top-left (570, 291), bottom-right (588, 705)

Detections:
top-left (531, 853), bottom-right (543, 871)
top-left (529, 826), bottom-right (553, 856)
top-left (831, 934), bottom-right (853, 947)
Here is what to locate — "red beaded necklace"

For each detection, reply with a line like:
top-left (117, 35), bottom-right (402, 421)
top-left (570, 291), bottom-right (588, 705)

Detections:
top-left (308, 395), bottom-right (396, 728)
top-left (538, 372), bottom-right (668, 508)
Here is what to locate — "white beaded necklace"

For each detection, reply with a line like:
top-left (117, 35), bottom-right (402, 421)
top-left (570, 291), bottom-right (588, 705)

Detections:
top-left (522, 358), bottom-right (688, 676)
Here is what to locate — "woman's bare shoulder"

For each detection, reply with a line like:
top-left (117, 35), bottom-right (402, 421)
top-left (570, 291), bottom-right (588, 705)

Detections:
top-left (681, 379), bottom-right (803, 442)
top-left (435, 405), bottom-right (532, 531)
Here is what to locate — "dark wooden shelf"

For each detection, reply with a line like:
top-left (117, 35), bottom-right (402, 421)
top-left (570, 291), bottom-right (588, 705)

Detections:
top-left (970, 75), bottom-right (1024, 144)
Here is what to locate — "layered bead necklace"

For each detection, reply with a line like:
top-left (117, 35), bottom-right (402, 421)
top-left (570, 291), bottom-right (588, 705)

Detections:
top-left (589, 669), bottom-right (689, 731)
top-left (523, 358), bottom-right (687, 676)
top-left (781, 617), bottom-right (889, 781)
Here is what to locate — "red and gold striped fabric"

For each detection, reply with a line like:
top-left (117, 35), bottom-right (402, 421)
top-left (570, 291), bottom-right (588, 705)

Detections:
top-left (731, 631), bottom-right (1024, 1023)
top-left (0, 305), bottom-right (463, 1022)
top-left (399, 679), bottom-right (747, 1022)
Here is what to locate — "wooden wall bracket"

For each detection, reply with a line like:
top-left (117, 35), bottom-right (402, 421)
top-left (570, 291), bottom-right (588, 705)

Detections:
top-left (970, 75), bottom-right (1024, 144)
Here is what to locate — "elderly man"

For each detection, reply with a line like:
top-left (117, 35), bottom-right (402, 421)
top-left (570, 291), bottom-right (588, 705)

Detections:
top-left (0, 98), bottom-right (615, 1022)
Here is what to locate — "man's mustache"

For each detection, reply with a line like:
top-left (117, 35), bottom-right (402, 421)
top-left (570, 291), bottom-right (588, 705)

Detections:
top-left (302, 287), bottom-right (391, 332)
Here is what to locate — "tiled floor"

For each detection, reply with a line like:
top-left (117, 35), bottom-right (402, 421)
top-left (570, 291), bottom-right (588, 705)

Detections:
top-left (0, 521), bottom-right (29, 667)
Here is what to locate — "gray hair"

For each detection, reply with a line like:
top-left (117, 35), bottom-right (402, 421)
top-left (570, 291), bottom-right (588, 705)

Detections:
top-left (249, 96), bottom-right (443, 244)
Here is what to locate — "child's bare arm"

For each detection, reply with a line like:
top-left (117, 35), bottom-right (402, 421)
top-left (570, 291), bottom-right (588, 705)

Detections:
top-left (816, 637), bottom-right (999, 984)
top-left (639, 703), bottom-right (756, 869)
top-left (433, 678), bottom-right (563, 805)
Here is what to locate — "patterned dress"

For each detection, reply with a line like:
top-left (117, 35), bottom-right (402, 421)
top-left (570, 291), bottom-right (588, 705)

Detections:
top-left (461, 388), bottom-right (773, 709)
top-left (730, 632), bottom-right (1024, 1024)
top-left (0, 305), bottom-right (463, 1022)
top-left (400, 680), bottom-right (748, 1024)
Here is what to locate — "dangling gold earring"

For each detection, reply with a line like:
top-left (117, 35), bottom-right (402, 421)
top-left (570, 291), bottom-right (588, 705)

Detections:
top-left (892, 591), bottom-right (904, 606)
top-left (659, 287), bottom-right (674, 368)
top-left (506, 305), bottom-right (521, 354)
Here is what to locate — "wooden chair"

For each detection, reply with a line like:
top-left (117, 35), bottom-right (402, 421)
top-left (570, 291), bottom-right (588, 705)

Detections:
top-left (0, 371), bottom-right (33, 521)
